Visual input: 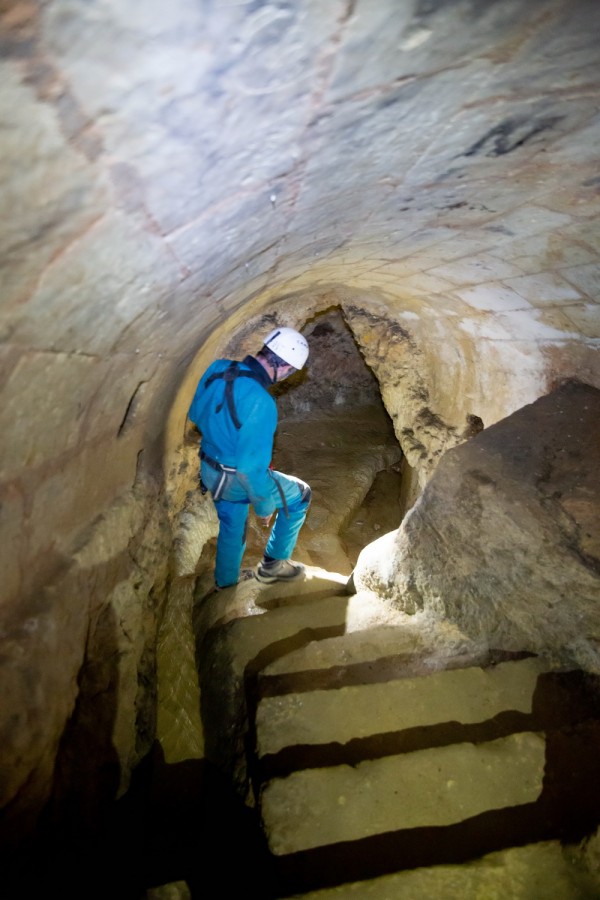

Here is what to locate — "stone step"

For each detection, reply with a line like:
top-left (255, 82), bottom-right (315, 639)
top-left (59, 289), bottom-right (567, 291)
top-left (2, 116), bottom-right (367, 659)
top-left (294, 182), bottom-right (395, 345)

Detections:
top-left (256, 657), bottom-right (550, 867)
top-left (283, 840), bottom-right (600, 899)
top-left (195, 569), bottom-right (356, 792)
top-left (248, 653), bottom-right (600, 895)
top-left (194, 570), bottom-right (600, 897)
top-left (261, 731), bottom-right (546, 855)
top-left (256, 656), bottom-right (548, 758)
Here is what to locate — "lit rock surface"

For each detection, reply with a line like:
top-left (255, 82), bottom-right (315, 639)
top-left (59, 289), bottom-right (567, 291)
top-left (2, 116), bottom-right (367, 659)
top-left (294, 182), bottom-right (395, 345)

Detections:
top-left (292, 842), bottom-right (599, 899)
top-left (352, 380), bottom-right (600, 671)
top-left (256, 656), bottom-right (548, 755)
top-left (261, 732), bottom-right (546, 854)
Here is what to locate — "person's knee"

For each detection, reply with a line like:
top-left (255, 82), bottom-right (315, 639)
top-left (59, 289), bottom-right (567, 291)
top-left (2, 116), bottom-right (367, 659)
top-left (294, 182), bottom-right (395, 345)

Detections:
top-left (286, 480), bottom-right (311, 514)
top-left (297, 479), bottom-right (311, 507)
top-left (271, 472), bottom-right (311, 514)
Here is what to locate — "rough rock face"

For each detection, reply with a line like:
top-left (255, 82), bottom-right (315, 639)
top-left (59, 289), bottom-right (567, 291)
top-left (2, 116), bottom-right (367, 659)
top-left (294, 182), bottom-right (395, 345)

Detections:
top-left (352, 380), bottom-right (600, 671)
top-left (1, 0), bottom-right (600, 875)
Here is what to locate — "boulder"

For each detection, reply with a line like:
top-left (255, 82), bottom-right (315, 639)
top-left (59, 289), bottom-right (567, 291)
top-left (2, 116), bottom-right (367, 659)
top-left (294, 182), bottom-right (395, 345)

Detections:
top-left (352, 380), bottom-right (600, 671)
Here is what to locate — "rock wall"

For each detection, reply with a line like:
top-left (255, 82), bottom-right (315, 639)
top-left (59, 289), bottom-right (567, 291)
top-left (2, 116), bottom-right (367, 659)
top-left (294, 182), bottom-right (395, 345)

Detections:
top-left (0, 467), bottom-right (170, 854)
top-left (352, 380), bottom-right (600, 672)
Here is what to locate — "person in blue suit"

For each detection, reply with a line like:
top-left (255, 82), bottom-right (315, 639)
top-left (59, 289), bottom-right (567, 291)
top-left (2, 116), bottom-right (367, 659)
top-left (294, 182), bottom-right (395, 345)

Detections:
top-left (188, 326), bottom-right (311, 589)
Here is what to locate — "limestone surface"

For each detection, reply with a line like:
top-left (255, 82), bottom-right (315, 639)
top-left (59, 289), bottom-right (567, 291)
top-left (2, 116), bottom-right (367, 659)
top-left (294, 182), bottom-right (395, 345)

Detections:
top-left (261, 732), bottom-right (546, 854)
top-left (256, 656), bottom-right (548, 755)
top-left (352, 380), bottom-right (600, 670)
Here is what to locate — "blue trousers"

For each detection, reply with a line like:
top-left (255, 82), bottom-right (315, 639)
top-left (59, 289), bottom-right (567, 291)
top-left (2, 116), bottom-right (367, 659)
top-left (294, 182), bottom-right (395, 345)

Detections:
top-left (209, 470), bottom-right (311, 588)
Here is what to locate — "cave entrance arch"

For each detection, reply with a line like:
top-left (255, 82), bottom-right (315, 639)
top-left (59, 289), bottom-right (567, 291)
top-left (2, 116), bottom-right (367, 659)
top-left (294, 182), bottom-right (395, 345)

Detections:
top-left (163, 285), bottom-right (466, 582)
top-left (259, 305), bottom-right (410, 575)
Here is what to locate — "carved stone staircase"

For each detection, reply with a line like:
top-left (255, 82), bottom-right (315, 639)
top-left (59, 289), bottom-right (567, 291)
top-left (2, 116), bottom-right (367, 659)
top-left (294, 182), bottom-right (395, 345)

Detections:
top-left (193, 568), bottom-right (600, 899)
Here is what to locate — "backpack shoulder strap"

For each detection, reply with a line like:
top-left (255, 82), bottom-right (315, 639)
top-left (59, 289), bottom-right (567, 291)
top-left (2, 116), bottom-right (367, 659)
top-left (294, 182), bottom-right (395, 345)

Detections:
top-left (204, 361), bottom-right (267, 430)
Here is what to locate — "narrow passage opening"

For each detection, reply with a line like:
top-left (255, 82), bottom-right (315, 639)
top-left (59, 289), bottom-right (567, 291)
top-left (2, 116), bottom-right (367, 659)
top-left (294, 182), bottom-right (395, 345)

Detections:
top-left (245, 306), bottom-right (408, 575)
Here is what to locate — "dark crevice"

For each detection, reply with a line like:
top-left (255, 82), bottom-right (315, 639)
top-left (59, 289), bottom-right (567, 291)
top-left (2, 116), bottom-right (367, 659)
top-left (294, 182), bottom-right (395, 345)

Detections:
top-left (258, 710), bottom-right (536, 780)
top-left (463, 115), bottom-right (564, 157)
top-left (117, 381), bottom-right (147, 437)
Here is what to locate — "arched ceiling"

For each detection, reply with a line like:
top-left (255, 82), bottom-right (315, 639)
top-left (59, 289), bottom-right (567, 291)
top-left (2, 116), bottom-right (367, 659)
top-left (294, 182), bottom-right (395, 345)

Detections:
top-left (1, 0), bottom-right (599, 593)
top-left (2, 0), bottom-right (599, 360)
top-left (2, 0), bottom-right (599, 603)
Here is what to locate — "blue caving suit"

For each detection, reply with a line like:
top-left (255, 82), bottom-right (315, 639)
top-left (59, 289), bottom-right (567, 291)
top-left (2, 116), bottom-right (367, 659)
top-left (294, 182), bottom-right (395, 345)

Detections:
top-left (188, 355), bottom-right (311, 588)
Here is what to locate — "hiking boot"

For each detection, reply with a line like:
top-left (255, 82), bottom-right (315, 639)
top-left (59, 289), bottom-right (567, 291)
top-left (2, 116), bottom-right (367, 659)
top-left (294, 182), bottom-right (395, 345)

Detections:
top-left (255, 558), bottom-right (306, 584)
top-left (215, 568), bottom-right (255, 590)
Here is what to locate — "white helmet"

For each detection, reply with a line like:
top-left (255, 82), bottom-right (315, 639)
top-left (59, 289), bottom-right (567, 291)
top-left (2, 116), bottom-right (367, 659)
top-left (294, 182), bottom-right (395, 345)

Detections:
top-left (263, 327), bottom-right (309, 369)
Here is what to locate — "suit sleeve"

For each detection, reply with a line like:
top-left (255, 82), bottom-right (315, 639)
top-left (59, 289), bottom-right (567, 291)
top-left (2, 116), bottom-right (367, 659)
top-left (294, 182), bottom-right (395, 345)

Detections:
top-left (234, 391), bottom-right (277, 516)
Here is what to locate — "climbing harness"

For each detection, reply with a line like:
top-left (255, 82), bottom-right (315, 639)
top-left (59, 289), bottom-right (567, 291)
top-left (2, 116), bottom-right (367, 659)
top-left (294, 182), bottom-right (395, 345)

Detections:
top-left (201, 450), bottom-right (291, 516)
top-left (200, 358), bottom-right (307, 519)
top-left (199, 360), bottom-right (269, 503)
top-left (203, 360), bottom-right (268, 430)
top-left (200, 450), bottom-right (238, 502)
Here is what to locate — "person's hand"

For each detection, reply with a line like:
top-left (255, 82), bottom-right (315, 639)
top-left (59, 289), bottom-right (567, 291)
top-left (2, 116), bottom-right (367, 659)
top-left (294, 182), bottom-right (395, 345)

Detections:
top-left (257, 514), bottom-right (273, 529)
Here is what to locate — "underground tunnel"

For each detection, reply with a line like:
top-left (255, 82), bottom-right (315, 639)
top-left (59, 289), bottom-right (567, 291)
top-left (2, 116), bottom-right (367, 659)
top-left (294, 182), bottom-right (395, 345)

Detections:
top-left (1, 0), bottom-right (600, 898)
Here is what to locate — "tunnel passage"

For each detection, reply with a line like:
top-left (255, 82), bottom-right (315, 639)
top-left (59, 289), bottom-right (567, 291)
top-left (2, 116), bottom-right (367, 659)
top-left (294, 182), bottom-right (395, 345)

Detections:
top-left (174, 303), bottom-right (419, 587)
top-left (243, 307), bottom-right (410, 576)
top-left (168, 284), bottom-right (488, 589)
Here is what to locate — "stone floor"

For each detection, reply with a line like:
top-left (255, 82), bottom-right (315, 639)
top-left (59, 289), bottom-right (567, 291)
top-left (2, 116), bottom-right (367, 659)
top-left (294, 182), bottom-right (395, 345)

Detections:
top-left (176, 404), bottom-right (600, 899)
top-left (188, 568), bottom-right (600, 899)
top-left (242, 402), bottom-right (406, 578)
